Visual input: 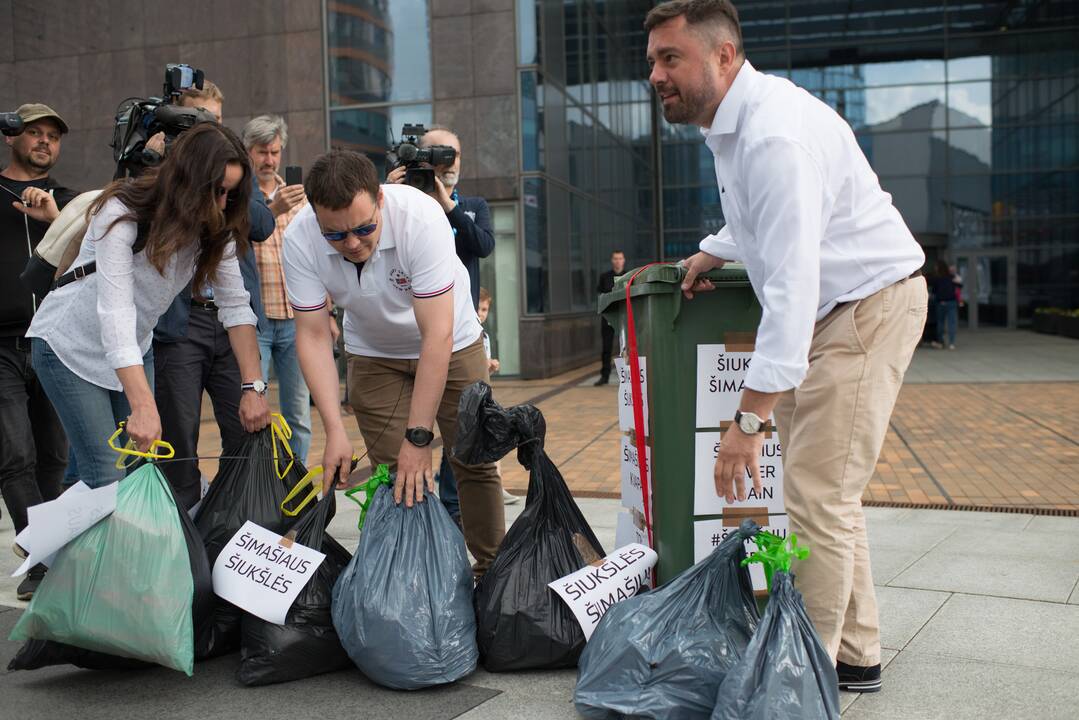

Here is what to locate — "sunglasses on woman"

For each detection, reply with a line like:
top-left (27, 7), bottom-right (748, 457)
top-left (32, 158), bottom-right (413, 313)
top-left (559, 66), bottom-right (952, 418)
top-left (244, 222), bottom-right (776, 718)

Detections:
top-left (321, 210), bottom-right (378, 243)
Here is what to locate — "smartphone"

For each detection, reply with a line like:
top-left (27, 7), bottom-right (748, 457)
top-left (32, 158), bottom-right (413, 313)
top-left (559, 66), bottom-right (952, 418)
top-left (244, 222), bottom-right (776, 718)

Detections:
top-left (285, 165), bottom-right (302, 186)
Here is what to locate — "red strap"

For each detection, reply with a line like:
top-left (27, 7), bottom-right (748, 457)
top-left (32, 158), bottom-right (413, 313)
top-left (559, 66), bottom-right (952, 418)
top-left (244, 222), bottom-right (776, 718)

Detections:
top-left (624, 263), bottom-right (661, 551)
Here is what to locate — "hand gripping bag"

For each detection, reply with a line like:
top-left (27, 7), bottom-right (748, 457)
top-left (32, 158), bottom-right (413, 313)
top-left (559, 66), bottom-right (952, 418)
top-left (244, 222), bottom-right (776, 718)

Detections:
top-left (8, 464), bottom-right (215, 675)
top-left (573, 520), bottom-right (762, 720)
top-left (456, 381), bottom-right (606, 671)
top-left (194, 423), bottom-right (304, 657)
top-left (331, 483), bottom-right (478, 690)
top-left (711, 571), bottom-right (840, 720)
top-left (237, 492), bottom-right (353, 686)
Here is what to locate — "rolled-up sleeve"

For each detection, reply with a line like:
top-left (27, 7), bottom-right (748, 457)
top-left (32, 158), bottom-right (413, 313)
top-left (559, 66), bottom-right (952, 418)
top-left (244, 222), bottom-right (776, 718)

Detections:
top-left (699, 224), bottom-right (742, 262)
top-left (741, 137), bottom-right (826, 393)
top-left (212, 242), bottom-right (257, 329)
top-left (94, 206), bottom-right (145, 370)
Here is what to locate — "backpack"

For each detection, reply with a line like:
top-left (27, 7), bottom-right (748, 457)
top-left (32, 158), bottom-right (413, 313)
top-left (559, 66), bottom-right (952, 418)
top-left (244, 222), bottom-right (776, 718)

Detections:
top-left (19, 190), bottom-right (147, 298)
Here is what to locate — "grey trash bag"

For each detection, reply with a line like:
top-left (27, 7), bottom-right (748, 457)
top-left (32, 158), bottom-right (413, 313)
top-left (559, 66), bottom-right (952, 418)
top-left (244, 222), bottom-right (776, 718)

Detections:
top-left (331, 483), bottom-right (478, 690)
top-left (711, 571), bottom-right (839, 720)
top-left (574, 520), bottom-right (762, 720)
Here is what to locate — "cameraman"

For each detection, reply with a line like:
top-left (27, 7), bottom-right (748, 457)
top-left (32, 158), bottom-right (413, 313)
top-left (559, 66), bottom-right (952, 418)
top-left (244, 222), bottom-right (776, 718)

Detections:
top-left (150, 81), bottom-right (276, 510)
top-left (387, 126), bottom-right (517, 518)
top-left (144, 81), bottom-right (224, 157)
top-left (0, 104), bottom-right (76, 600)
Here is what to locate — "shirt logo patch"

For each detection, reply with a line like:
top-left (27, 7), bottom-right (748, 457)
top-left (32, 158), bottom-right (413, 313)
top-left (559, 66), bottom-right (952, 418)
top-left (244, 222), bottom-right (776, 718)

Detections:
top-left (464, 210), bottom-right (476, 221)
top-left (389, 268), bottom-right (412, 293)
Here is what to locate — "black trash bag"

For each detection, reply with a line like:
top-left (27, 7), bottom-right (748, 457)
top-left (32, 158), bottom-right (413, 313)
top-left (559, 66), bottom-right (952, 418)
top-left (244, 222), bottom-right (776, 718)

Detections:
top-left (573, 520), bottom-right (762, 720)
top-left (193, 427), bottom-right (304, 658)
top-left (711, 571), bottom-right (840, 720)
top-left (457, 381), bottom-right (607, 672)
top-left (236, 492), bottom-right (353, 686)
top-left (332, 484), bottom-right (478, 690)
top-left (8, 464), bottom-right (215, 672)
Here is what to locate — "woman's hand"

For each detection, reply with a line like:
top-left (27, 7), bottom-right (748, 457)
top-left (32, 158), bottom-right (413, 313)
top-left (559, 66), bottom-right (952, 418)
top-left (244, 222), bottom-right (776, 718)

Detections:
top-left (125, 402), bottom-right (162, 452)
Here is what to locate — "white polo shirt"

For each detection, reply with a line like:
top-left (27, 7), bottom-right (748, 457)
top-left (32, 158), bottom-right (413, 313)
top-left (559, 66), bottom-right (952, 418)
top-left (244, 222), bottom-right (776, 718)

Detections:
top-left (282, 183), bottom-right (481, 359)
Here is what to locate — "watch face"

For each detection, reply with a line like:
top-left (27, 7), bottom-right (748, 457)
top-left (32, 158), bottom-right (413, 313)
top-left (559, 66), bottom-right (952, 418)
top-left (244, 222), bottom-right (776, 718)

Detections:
top-left (739, 413), bottom-right (759, 433)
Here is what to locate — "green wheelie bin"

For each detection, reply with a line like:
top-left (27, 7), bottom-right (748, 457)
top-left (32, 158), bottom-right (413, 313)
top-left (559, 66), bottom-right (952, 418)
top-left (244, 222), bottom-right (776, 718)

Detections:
top-left (599, 262), bottom-right (788, 586)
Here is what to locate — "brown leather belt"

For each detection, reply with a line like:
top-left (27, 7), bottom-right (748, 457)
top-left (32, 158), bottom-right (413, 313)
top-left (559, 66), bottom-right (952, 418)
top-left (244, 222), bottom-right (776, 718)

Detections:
top-left (190, 298), bottom-right (217, 311)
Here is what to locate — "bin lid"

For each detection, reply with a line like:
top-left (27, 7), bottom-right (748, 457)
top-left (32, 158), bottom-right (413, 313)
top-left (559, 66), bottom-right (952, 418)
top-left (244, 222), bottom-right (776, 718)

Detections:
top-left (597, 262), bottom-right (750, 316)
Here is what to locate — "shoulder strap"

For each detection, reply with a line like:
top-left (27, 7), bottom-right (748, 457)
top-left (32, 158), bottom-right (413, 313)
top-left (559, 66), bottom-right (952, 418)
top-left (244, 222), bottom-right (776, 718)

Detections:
top-left (52, 221), bottom-right (150, 291)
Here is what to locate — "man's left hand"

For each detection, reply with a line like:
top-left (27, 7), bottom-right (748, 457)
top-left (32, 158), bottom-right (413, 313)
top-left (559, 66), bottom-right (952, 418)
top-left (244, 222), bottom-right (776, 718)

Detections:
top-left (394, 439), bottom-right (433, 508)
top-left (430, 176), bottom-right (456, 213)
top-left (714, 424), bottom-right (764, 504)
top-left (239, 391), bottom-right (271, 433)
top-left (15, 187), bottom-right (59, 223)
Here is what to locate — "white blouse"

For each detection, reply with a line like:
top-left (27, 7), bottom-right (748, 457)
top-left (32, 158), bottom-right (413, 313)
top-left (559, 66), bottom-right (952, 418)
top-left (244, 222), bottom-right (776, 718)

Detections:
top-left (28, 197), bottom-right (255, 391)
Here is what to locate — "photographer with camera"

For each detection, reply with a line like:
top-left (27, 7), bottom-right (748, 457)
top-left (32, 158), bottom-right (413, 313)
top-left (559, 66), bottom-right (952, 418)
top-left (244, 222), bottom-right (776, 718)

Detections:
top-left (26, 123), bottom-right (270, 495)
top-left (150, 83), bottom-right (277, 510)
top-left (143, 80), bottom-right (223, 159)
top-left (284, 150), bottom-right (505, 577)
top-left (1, 104), bottom-right (77, 599)
top-left (386, 125), bottom-right (516, 518)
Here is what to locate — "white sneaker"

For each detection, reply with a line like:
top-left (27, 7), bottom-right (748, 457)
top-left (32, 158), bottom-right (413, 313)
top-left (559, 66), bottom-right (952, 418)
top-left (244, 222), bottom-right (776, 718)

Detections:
top-left (502, 488), bottom-right (520, 505)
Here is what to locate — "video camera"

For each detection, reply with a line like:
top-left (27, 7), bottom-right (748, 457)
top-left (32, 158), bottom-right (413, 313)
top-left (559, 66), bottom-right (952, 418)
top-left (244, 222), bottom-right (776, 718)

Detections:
top-left (1, 112), bottom-right (24, 137)
top-left (387, 124), bottom-right (456, 194)
top-left (111, 64), bottom-right (216, 178)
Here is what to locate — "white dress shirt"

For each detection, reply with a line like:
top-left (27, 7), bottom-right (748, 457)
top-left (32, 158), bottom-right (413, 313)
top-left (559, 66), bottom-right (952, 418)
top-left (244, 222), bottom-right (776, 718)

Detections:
top-left (282, 183), bottom-right (480, 359)
top-left (27, 198), bottom-right (255, 391)
top-left (699, 60), bottom-right (924, 393)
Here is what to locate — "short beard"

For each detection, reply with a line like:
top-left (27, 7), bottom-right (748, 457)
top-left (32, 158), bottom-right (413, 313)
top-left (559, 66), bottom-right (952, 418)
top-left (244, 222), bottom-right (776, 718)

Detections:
top-left (438, 170), bottom-right (458, 190)
top-left (18, 147), bottom-right (54, 174)
top-left (659, 64), bottom-right (719, 126)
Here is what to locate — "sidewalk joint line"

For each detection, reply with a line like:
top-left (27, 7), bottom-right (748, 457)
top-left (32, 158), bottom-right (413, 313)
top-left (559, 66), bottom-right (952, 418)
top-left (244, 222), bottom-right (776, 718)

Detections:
top-left (888, 420), bottom-right (955, 505)
top-left (558, 420), bottom-right (621, 468)
top-left (965, 384), bottom-right (1079, 448)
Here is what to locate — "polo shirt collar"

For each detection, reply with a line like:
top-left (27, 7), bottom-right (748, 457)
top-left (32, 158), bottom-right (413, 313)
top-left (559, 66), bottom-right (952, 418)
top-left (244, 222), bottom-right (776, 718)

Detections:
top-left (701, 59), bottom-right (756, 144)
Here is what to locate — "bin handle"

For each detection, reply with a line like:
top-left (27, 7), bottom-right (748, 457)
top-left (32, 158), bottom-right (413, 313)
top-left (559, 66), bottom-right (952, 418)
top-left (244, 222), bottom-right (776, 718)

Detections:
top-left (625, 263), bottom-right (661, 554)
top-left (108, 422), bottom-right (176, 469)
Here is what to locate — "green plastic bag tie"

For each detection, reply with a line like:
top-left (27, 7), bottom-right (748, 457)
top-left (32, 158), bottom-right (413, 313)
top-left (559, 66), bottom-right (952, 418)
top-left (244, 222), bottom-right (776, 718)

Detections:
top-left (741, 530), bottom-right (810, 592)
top-left (344, 463), bottom-right (392, 531)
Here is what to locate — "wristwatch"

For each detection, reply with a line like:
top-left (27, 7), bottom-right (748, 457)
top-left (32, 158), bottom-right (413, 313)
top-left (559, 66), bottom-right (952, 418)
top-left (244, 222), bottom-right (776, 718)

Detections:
top-left (241, 379), bottom-right (268, 396)
top-left (404, 426), bottom-right (435, 447)
top-left (734, 410), bottom-right (766, 434)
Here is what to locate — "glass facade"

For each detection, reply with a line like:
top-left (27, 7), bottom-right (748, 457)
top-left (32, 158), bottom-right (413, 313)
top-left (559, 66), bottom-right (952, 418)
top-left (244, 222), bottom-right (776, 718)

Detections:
top-left (660, 1), bottom-right (1079, 323)
top-left (518, 0), bottom-right (658, 315)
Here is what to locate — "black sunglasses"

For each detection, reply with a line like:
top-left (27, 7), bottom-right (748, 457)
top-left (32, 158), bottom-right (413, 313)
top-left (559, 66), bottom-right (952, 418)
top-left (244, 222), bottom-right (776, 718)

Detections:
top-left (321, 210), bottom-right (378, 243)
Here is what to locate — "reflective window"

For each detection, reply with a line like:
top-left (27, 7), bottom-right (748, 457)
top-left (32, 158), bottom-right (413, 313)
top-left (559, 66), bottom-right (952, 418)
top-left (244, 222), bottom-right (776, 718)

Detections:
top-left (523, 177), bottom-right (548, 314)
top-left (330, 104), bottom-right (432, 178)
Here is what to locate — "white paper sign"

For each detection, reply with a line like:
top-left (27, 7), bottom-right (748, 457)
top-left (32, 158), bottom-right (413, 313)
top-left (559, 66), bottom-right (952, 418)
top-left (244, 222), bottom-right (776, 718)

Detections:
top-left (692, 516), bottom-right (791, 591)
top-left (12, 481), bottom-right (118, 577)
top-left (212, 521), bottom-right (326, 625)
top-left (619, 436), bottom-right (652, 514)
top-left (696, 344), bottom-right (753, 428)
top-left (548, 543), bottom-right (658, 640)
top-left (616, 357), bottom-right (648, 434)
top-left (693, 431), bottom-right (784, 516)
top-left (615, 511), bottom-right (649, 550)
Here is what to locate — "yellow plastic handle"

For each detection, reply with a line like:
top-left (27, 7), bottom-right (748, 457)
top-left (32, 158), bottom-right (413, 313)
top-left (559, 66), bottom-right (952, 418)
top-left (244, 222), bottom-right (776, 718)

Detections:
top-left (280, 466), bottom-right (322, 518)
top-left (270, 413), bottom-right (295, 480)
top-left (108, 422), bottom-right (175, 469)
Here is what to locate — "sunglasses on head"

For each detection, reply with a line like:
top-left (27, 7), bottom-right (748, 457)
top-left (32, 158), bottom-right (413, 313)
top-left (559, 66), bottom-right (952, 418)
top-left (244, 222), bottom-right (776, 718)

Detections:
top-left (321, 211), bottom-right (378, 242)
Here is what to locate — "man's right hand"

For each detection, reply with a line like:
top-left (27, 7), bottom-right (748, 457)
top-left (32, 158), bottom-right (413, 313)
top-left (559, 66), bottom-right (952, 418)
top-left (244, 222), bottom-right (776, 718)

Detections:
top-left (126, 402), bottom-right (162, 453)
top-left (322, 429), bottom-right (355, 493)
top-left (269, 184), bottom-right (306, 217)
top-left (386, 166), bottom-right (407, 185)
top-left (680, 251), bottom-right (727, 299)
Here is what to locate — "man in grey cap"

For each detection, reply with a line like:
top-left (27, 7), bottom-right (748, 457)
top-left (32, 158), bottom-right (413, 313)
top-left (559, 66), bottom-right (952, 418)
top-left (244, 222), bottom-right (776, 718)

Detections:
top-left (1, 102), bottom-right (77, 600)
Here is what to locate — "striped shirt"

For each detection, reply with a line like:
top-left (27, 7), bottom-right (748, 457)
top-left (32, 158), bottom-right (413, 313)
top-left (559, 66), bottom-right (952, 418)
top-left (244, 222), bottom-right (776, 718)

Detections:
top-left (253, 180), bottom-right (305, 320)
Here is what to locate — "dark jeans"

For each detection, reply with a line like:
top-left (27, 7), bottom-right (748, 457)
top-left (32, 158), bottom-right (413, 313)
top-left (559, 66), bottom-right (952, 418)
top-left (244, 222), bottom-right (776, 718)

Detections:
top-left (0, 339), bottom-right (66, 533)
top-left (437, 453), bottom-right (460, 520)
top-left (599, 319), bottom-right (615, 381)
top-left (154, 306), bottom-right (243, 511)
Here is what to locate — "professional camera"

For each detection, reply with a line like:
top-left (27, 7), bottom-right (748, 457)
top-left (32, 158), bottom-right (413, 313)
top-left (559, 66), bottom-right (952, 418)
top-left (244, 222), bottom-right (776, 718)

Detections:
top-left (387, 124), bottom-right (456, 194)
top-left (110, 64), bottom-right (215, 178)
top-left (1, 112), bottom-right (24, 136)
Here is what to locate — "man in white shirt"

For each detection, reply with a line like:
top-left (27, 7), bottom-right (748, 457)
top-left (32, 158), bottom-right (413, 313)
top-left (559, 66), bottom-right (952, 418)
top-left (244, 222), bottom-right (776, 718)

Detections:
top-left (283, 150), bottom-right (505, 576)
top-left (646, 0), bottom-right (927, 693)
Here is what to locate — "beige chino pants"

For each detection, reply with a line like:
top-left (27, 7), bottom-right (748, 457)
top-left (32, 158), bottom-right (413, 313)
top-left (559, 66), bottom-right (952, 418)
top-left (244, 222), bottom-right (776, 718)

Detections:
top-left (347, 337), bottom-right (506, 576)
top-left (774, 276), bottom-right (927, 666)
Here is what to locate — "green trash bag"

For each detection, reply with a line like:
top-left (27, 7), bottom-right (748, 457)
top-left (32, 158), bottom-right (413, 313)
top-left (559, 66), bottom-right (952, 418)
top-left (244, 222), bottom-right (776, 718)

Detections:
top-left (9, 464), bottom-right (198, 675)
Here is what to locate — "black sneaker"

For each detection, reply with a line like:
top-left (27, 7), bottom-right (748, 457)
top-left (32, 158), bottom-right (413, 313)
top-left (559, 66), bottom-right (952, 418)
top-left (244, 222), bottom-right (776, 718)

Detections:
top-left (16, 564), bottom-right (47, 601)
top-left (837, 661), bottom-right (882, 693)
top-left (593, 377), bottom-right (609, 386)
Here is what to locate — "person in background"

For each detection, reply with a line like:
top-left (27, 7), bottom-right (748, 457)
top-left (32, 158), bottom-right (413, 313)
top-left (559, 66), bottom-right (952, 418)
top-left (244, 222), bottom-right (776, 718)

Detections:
top-left (930, 259), bottom-right (960, 350)
top-left (594, 250), bottom-right (626, 386)
top-left (0, 103), bottom-right (77, 600)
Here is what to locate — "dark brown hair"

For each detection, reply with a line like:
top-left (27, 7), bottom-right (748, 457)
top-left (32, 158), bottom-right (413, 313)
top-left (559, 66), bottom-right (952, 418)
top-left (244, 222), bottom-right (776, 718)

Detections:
top-left (644, 0), bottom-right (744, 55)
top-left (89, 123), bottom-right (252, 293)
top-left (304, 150), bottom-right (380, 210)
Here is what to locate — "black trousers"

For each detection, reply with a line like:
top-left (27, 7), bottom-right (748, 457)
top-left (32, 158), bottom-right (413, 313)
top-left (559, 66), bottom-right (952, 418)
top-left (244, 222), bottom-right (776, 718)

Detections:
top-left (599, 319), bottom-right (615, 381)
top-left (154, 307), bottom-right (244, 510)
top-left (0, 339), bottom-right (66, 532)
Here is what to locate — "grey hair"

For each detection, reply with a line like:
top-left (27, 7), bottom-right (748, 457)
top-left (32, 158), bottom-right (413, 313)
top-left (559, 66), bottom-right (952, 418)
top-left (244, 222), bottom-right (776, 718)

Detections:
top-left (241, 114), bottom-right (288, 150)
top-left (421, 124), bottom-right (459, 144)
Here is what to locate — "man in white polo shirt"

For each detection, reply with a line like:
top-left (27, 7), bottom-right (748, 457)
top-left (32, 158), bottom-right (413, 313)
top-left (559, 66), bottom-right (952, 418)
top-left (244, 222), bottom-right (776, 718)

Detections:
top-left (283, 150), bottom-right (505, 575)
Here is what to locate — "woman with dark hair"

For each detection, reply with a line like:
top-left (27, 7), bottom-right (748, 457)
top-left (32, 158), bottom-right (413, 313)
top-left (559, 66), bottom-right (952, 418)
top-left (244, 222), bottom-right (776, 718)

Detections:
top-left (27, 123), bottom-right (270, 488)
top-left (929, 259), bottom-right (961, 349)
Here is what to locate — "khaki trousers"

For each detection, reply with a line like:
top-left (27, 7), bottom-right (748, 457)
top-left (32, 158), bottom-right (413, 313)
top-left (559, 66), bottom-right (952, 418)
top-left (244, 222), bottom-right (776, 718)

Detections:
top-left (347, 337), bottom-right (506, 575)
top-left (774, 276), bottom-right (927, 666)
